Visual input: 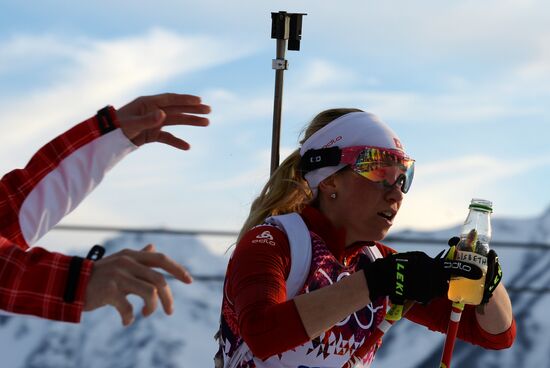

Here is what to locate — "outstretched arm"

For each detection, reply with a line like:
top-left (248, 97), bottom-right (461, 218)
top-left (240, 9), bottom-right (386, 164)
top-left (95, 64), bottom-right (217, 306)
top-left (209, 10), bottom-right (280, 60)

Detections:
top-left (0, 93), bottom-right (210, 247)
top-left (0, 92), bottom-right (207, 323)
top-left (0, 239), bottom-right (193, 324)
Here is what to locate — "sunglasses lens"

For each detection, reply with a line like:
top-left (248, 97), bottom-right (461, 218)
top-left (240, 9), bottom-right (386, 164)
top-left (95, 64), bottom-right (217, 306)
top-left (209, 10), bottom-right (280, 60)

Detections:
top-left (402, 162), bottom-right (414, 193)
top-left (353, 149), bottom-right (415, 193)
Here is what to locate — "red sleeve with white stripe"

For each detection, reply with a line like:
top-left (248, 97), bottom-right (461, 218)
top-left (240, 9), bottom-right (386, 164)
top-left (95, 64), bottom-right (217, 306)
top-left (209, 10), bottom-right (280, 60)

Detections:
top-left (0, 107), bottom-right (137, 246)
top-left (0, 107), bottom-right (136, 321)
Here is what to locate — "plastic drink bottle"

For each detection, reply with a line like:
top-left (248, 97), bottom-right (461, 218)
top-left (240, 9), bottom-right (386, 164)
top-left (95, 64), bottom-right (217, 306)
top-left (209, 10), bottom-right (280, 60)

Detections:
top-left (447, 199), bottom-right (492, 305)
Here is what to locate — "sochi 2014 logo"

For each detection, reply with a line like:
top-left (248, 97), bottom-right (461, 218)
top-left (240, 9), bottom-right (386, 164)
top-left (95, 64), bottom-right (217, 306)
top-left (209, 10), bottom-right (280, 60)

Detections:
top-left (308, 269), bottom-right (384, 330)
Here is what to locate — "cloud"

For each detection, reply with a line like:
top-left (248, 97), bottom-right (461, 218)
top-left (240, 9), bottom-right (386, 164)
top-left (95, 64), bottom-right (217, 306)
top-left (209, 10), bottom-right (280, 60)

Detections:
top-left (305, 0), bottom-right (550, 60)
top-left (0, 34), bottom-right (79, 73)
top-left (190, 146), bottom-right (295, 191)
top-left (0, 29), bottom-right (256, 165)
top-left (3, 2), bottom-right (550, 234)
top-left (298, 59), bottom-right (358, 89)
top-left (280, 88), bottom-right (540, 127)
top-left (201, 88), bottom-right (273, 126)
top-left (511, 33), bottom-right (550, 92)
top-left (395, 154), bottom-right (550, 230)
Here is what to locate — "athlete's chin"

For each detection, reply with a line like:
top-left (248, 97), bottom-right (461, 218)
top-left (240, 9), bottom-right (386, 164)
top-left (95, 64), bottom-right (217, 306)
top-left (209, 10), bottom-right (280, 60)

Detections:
top-left (373, 231), bottom-right (389, 242)
top-left (359, 228), bottom-right (389, 242)
top-left (352, 218), bottom-right (392, 242)
top-left (372, 226), bottom-right (391, 242)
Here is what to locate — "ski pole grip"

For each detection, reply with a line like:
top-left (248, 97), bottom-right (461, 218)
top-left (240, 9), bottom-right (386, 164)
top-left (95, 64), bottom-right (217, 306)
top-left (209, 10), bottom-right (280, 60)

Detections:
top-left (385, 303), bottom-right (404, 321)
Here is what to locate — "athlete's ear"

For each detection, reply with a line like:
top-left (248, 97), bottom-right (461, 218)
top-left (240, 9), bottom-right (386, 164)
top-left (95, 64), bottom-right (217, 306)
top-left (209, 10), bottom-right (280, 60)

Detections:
top-left (318, 174), bottom-right (338, 197)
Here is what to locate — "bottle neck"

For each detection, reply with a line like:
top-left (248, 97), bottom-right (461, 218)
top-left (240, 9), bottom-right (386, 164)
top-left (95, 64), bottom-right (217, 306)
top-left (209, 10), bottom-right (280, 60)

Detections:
top-left (461, 209), bottom-right (492, 244)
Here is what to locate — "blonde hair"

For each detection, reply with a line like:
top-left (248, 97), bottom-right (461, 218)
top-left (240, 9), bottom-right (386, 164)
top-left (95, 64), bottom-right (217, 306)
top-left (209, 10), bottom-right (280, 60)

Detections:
top-left (237, 108), bottom-right (363, 241)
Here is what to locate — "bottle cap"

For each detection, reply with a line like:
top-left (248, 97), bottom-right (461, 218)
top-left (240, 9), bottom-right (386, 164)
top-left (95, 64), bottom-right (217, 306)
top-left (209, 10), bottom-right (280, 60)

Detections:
top-left (469, 198), bottom-right (493, 212)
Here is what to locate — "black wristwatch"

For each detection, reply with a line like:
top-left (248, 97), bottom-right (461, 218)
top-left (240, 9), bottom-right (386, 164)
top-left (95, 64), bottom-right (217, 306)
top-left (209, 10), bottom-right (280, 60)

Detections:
top-left (63, 245), bottom-right (106, 303)
top-left (96, 105), bottom-right (117, 134)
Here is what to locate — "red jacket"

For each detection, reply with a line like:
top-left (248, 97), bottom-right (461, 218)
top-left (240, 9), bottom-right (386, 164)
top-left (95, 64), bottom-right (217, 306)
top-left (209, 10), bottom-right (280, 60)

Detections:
top-left (224, 205), bottom-right (516, 359)
top-left (0, 106), bottom-right (136, 322)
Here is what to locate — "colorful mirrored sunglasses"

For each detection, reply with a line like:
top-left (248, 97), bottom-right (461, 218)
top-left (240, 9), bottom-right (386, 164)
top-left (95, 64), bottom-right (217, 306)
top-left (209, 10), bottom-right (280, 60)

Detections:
top-left (300, 145), bottom-right (415, 193)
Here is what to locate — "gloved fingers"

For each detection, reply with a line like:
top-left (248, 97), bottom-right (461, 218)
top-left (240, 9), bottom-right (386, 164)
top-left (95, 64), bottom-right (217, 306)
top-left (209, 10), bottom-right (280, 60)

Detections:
top-left (394, 251), bottom-right (450, 304)
top-left (368, 250), bottom-right (486, 305)
top-left (491, 262), bottom-right (503, 291)
top-left (437, 245), bottom-right (458, 261)
top-left (389, 295), bottom-right (406, 307)
top-left (448, 236), bottom-right (460, 247)
top-left (482, 249), bottom-right (503, 304)
top-left (488, 249), bottom-right (498, 272)
top-left (436, 237), bottom-right (460, 261)
top-left (442, 259), bottom-right (483, 280)
top-left (435, 249), bottom-right (446, 260)
top-left (487, 250), bottom-right (502, 286)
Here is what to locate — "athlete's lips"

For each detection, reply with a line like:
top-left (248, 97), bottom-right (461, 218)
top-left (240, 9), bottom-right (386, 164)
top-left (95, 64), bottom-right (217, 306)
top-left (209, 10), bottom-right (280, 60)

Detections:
top-left (377, 210), bottom-right (396, 221)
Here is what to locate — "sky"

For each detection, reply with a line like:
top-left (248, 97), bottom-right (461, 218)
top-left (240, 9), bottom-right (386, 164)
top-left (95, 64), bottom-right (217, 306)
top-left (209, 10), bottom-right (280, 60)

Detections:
top-left (1, 0), bottom-right (550, 251)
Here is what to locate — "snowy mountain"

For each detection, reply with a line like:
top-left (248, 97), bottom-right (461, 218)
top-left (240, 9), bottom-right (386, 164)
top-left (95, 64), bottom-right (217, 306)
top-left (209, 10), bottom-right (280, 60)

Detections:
top-left (1, 208), bottom-right (549, 368)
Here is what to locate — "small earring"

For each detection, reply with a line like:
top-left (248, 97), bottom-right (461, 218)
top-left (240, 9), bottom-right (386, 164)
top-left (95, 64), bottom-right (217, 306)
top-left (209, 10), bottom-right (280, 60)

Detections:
top-left (330, 193), bottom-right (337, 199)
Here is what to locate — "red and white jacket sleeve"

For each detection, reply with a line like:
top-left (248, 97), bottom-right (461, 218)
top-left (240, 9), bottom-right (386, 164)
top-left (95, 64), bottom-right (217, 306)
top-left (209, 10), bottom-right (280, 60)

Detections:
top-left (0, 106), bottom-right (137, 322)
top-left (226, 225), bottom-right (310, 359)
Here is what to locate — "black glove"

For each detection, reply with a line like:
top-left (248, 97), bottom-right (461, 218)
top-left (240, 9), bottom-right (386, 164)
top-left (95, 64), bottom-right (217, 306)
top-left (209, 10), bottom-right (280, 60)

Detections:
top-left (482, 249), bottom-right (502, 304)
top-left (447, 237), bottom-right (503, 305)
top-left (363, 251), bottom-right (482, 305)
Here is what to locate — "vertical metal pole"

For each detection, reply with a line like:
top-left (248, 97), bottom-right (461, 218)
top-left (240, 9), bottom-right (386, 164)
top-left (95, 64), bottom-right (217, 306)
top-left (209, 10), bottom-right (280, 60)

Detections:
top-left (271, 38), bottom-right (287, 175)
top-left (270, 11), bottom-right (304, 175)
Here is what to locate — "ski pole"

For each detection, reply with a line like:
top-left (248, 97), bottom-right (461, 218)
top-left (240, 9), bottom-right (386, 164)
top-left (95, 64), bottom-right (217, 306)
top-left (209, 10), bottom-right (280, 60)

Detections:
top-left (438, 231), bottom-right (480, 368)
top-left (439, 301), bottom-right (465, 368)
top-left (343, 300), bottom-right (415, 368)
top-left (270, 11), bottom-right (306, 174)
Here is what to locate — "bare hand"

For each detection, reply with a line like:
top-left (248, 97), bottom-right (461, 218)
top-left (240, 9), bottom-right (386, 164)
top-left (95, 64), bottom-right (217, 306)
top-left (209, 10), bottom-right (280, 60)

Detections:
top-left (83, 244), bottom-right (193, 326)
top-left (116, 93), bottom-right (211, 150)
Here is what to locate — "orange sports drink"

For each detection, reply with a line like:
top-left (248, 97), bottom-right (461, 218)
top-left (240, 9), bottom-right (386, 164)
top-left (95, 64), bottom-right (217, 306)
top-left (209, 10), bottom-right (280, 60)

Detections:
top-left (447, 250), bottom-right (488, 304)
top-left (447, 199), bottom-right (492, 305)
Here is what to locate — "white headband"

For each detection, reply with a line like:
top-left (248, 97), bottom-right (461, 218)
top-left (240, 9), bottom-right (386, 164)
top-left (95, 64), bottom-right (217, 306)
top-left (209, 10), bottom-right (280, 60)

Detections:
top-left (299, 111), bottom-right (406, 196)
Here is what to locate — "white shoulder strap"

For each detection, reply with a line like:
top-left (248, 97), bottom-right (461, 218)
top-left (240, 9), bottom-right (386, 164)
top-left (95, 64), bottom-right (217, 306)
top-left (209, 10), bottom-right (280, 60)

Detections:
top-left (364, 243), bottom-right (383, 262)
top-left (266, 213), bottom-right (312, 299)
top-left (223, 213), bottom-right (312, 368)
